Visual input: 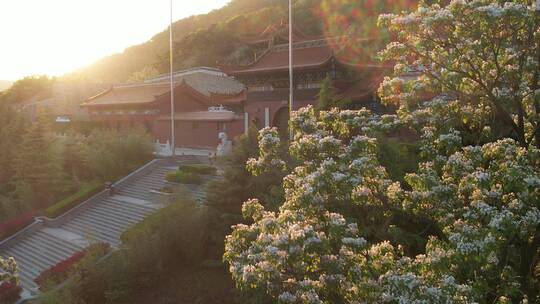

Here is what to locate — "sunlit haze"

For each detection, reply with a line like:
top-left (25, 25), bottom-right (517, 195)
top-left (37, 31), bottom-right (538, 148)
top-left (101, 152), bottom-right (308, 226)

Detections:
top-left (0, 0), bottom-right (230, 81)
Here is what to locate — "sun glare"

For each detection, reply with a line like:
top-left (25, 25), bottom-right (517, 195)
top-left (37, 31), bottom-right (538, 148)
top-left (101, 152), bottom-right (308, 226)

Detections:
top-left (0, 0), bottom-right (229, 81)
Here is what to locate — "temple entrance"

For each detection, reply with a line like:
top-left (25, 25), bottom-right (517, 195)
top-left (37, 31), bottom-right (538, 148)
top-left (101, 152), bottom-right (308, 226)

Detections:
top-left (272, 107), bottom-right (289, 139)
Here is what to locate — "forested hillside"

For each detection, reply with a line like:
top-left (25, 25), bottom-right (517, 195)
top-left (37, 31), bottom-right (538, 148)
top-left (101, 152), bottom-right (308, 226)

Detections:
top-left (70, 0), bottom-right (415, 83)
top-left (71, 0), bottom-right (320, 82)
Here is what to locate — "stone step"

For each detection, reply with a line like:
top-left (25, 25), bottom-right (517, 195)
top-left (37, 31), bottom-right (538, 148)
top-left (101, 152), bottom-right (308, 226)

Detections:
top-left (3, 240), bottom-right (67, 281)
top-left (131, 172), bottom-right (167, 180)
top-left (117, 188), bottom-right (150, 197)
top-left (19, 274), bottom-right (38, 292)
top-left (87, 201), bottom-right (147, 223)
top-left (4, 248), bottom-right (46, 279)
top-left (13, 237), bottom-right (66, 267)
top-left (99, 201), bottom-right (153, 221)
top-left (86, 203), bottom-right (145, 225)
top-left (127, 181), bottom-right (165, 191)
top-left (136, 176), bottom-right (167, 183)
top-left (131, 171), bottom-right (169, 181)
top-left (22, 234), bottom-right (75, 264)
top-left (120, 187), bottom-right (157, 197)
top-left (0, 159), bottom-right (207, 293)
top-left (107, 197), bottom-right (157, 213)
top-left (69, 215), bottom-right (126, 238)
top-left (35, 230), bottom-right (84, 253)
top-left (130, 178), bottom-right (165, 186)
top-left (74, 211), bottom-right (130, 234)
top-left (63, 220), bottom-right (119, 246)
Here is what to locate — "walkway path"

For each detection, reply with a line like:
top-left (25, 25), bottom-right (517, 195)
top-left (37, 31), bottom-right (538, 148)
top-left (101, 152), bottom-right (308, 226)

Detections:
top-left (0, 156), bottom-right (214, 296)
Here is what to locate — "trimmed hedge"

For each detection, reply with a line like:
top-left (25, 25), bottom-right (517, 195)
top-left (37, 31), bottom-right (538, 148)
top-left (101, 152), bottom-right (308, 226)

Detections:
top-left (179, 164), bottom-right (216, 175)
top-left (165, 172), bottom-right (179, 183)
top-left (35, 243), bottom-right (110, 288)
top-left (0, 210), bottom-right (37, 240)
top-left (166, 171), bottom-right (203, 185)
top-left (45, 182), bottom-right (103, 218)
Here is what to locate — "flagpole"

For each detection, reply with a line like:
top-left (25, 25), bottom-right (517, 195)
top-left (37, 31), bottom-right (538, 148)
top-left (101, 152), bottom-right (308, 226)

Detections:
top-left (169, 0), bottom-right (175, 157)
top-left (288, 0), bottom-right (294, 140)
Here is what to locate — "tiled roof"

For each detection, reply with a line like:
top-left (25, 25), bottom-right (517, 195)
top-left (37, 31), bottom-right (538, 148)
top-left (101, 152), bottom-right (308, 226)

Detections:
top-left (83, 83), bottom-right (171, 106)
top-left (181, 73), bottom-right (245, 96)
top-left (83, 69), bottom-right (245, 107)
top-left (223, 44), bottom-right (333, 75)
top-left (145, 68), bottom-right (245, 96)
top-left (157, 111), bottom-right (239, 122)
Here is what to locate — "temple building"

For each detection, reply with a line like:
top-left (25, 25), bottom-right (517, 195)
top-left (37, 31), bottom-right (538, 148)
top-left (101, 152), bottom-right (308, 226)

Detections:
top-left (81, 68), bottom-right (246, 149)
top-left (82, 24), bottom-right (388, 150)
top-left (220, 24), bottom-right (387, 136)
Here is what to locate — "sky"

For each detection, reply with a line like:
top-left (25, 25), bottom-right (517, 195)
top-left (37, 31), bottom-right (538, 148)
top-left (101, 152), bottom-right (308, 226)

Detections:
top-left (0, 0), bottom-right (230, 81)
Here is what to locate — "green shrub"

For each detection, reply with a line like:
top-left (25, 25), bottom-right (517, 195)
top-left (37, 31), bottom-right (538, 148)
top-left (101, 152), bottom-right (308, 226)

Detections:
top-left (70, 200), bottom-right (208, 303)
top-left (85, 128), bottom-right (153, 181)
top-left (166, 171), bottom-right (203, 185)
top-left (45, 182), bottom-right (102, 218)
top-left (40, 286), bottom-right (77, 304)
top-left (177, 171), bottom-right (202, 184)
top-left (165, 172), bottom-right (179, 183)
top-left (179, 164), bottom-right (217, 175)
top-left (206, 125), bottom-right (285, 214)
top-left (122, 200), bottom-right (208, 267)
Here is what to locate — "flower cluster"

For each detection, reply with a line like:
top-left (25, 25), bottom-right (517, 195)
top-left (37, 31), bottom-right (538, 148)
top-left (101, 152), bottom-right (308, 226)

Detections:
top-left (224, 1), bottom-right (540, 300)
top-left (403, 136), bottom-right (540, 302)
top-left (0, 256), bottom-right (18, 288)
top-left (377, 0), bottom-right (540, 147)
top-left (246, 127), bottom-right (287, 176)
top-left (225, 102), bottom-right (540, 302)
top-left (225, 107), bottom-right (402, 302)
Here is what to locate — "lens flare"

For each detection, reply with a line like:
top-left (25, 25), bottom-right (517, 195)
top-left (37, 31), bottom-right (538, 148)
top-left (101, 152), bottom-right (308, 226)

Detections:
top-left (317, 0), bottom-right (416, 65)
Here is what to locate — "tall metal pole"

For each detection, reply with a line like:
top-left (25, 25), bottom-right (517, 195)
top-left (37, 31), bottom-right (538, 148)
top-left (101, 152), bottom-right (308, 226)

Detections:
top-left (169, 0), bottom-right (175, 157)
top-left (288, 0), bottom-right (294, 139)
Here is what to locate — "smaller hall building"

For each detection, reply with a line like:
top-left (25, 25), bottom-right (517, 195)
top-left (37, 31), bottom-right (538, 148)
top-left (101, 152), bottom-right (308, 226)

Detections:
top-left (82, 68), bottom-right (246, 149)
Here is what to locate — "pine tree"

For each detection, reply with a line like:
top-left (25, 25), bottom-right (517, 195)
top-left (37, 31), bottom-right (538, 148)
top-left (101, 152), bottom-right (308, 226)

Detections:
top-left (0, 104), bottom-right (25, 188)
top-left (62, 132), bottom-right (89, 180)
top-left (316, 75), bottom-right (350, 111)
top-left (12, 115), bottom-right (65, 208)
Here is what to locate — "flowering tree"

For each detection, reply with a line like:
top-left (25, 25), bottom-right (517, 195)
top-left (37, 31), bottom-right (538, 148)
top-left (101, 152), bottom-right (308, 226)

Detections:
top-left (0, 257), bottom-right (18, 285)
top-left (225, 106), bottom-right (403, 303)
top-left (224, 105), bottom-right (540, 303)
top-left (377, 0), bottom-right (540, 148)
top-left (404, 134), bottom-right (540, 302)
top-left (224, 1), bottom-right (540, 302)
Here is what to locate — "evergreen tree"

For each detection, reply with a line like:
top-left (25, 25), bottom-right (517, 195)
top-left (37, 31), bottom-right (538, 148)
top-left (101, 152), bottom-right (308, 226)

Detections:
top-left (316, 75), bottom-right (350, 111)
top-left (12, 115), bottom-right (65, 208)
top-left (61, 132), bottom-right (89, 180)
top-left (0, 104), bottom-right (25, 192)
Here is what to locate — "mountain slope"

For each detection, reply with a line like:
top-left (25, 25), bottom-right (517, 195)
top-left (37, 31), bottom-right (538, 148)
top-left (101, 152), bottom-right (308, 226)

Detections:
top-left (72, 0), bottom-right (416, 83)
top-left (73, 0), bottom-right (296, 83)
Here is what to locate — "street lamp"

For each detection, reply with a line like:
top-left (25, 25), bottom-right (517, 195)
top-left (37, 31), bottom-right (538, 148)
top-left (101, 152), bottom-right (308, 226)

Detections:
top-left (169, 0), bottom-right (175, 157)
top-left (288, 0), bottom-right (294, 140)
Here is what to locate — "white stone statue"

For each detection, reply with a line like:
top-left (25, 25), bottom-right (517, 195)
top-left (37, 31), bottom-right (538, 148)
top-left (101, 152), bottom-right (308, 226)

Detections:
top-left (216, 132), bottom-right (232, 156)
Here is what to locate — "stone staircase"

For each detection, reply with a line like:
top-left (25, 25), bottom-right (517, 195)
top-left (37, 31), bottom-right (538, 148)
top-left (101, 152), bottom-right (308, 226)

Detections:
top-left (0, 158), bottom-right (207, 296)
